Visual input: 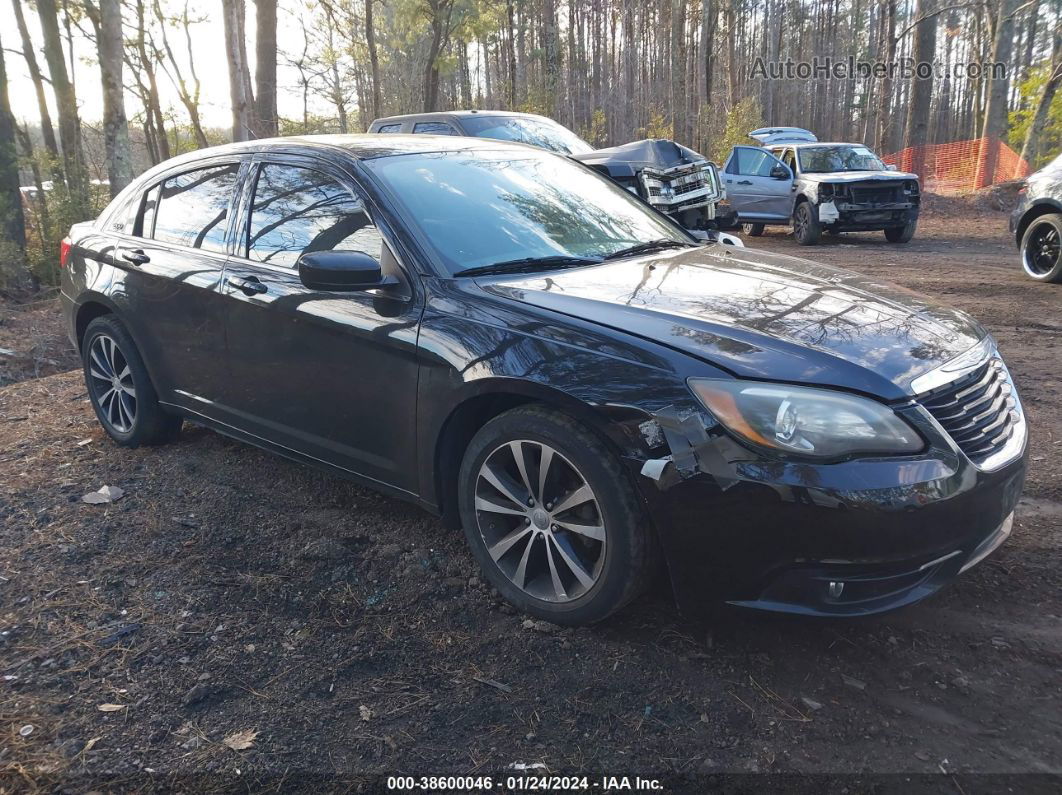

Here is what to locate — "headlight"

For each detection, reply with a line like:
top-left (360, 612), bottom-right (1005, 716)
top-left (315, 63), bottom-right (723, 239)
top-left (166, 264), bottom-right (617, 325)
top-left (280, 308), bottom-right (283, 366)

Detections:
top-left (688, 378), bottom-right (923, 459)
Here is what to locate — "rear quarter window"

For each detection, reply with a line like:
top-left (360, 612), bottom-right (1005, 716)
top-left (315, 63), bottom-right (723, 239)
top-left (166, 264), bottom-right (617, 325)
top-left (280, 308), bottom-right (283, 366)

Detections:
top-left (375, 123), bottom-right (402, 133)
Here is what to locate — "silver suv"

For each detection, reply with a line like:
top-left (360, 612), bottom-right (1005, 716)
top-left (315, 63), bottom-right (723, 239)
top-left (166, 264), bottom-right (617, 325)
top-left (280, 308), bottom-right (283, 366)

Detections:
top-left (722, 127), bottom-right (921, 245)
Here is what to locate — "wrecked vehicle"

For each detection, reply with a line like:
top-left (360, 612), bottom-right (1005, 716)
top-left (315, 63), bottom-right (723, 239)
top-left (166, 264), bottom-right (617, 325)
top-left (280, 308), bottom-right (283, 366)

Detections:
top-left (63, 135), bottom-right (1025, 625)
top-left (368, 110), bottom-right (737, 238)
top-left (723, 127), bottom-right (921, 245)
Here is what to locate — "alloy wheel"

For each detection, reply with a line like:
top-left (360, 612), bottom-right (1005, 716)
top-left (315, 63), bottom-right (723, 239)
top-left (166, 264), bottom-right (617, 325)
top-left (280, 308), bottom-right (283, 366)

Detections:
top-left (474, 440), bottom-right (606, 603)
top-left (87, 334), bottom-right (137, 433)
top-left (1025, 221), bottom-right (1061, 275)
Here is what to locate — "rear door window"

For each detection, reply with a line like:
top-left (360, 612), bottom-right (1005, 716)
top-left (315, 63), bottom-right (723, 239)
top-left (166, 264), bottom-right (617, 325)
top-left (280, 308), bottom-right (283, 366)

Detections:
top-left (152, 164), bottom-right (240, 253)
top-left (376, 123), bottom-right (402, 133)
top-left (245, 163), bottom-right (383, 269)
top-left (412, 121), bottom-right (457, 135)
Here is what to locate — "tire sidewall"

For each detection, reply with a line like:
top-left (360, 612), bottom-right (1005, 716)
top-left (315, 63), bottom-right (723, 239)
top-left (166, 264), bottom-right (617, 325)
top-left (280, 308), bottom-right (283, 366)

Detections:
top-left (793, 202), bottom-right (820, 245)
top-left (884, 220), bottom-right (917, 243)
top-left (1020, 214), bottom-right (1062, 283)
top-left (457, 409), bottom-right (641, 625)
top-left (82, 317), bottom-right (162, 446)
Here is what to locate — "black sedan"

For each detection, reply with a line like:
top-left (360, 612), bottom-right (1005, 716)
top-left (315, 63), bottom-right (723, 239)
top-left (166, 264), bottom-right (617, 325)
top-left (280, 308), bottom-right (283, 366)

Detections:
top-left (60, 135), bottom-right (1027, 625)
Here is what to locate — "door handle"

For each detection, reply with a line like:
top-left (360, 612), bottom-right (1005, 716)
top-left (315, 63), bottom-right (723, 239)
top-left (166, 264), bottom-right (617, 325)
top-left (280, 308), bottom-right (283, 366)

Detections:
top-left (737, 180), bottom-right (753, 186)
top-left (120, 248), bottom-right (149, 266)
top-left (227, 275), bottom-right (268, 295)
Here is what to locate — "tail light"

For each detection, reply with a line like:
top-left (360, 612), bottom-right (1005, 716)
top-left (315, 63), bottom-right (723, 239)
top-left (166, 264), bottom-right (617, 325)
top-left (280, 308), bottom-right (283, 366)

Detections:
top-left (59, 238), bottom-right (71, 268)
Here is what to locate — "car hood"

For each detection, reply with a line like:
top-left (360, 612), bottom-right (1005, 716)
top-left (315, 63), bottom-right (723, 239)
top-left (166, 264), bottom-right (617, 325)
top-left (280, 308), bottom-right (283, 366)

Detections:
top-left (802, 170), bottom-right (918, 183)
top-left (479, 246), bottom-right (985, 400)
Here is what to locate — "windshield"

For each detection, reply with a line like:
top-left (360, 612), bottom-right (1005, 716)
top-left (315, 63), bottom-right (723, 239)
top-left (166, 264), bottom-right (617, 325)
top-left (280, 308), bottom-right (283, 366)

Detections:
top-left (798, 145), bottom-right (886, 173)
top-left (364, 149), bottom-right (689, 275)
top-left (460, 116), bottom-right (595, 155)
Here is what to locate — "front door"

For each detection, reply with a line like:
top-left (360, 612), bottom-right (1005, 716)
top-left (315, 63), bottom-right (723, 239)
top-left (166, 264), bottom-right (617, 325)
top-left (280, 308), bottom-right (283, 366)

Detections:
top-left (216, 158), bottom-right (423, 492)
top-left (723, 146), bottom-right (795, 221)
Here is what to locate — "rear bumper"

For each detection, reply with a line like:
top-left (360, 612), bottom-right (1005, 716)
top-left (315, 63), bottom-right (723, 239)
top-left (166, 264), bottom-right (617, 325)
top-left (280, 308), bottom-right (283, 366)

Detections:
top-left (641, 434), bottom-right (1027, 619)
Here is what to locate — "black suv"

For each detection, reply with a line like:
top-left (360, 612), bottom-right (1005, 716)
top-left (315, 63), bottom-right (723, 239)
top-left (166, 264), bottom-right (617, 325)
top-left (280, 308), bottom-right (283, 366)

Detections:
top-left (61, 135), bottom-right (1026, 624)
top-left (1011, 152), bottom-right (1062, 283)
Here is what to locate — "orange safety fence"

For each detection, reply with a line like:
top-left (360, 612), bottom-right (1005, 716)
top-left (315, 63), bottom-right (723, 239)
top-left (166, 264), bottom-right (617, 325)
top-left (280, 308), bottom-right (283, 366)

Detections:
top-left (881, 137), bottom-right (1029, 193)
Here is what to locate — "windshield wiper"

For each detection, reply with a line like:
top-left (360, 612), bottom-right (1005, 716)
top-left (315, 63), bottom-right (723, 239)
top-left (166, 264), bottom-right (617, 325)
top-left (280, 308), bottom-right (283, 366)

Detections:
top-left (454, 255), bottom-right (600, 278)
top-left (602, 239), bottom-right (696, 261)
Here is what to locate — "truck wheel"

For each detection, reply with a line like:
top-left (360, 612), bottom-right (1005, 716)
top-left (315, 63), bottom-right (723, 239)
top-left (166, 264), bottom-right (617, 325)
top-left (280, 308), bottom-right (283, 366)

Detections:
top-left (1020, 213), bottom-right (1062, 283)
top-left (793, 202), bottom-right (821, 245)
top-left (742, 223), bottom-right (765, 237)
top-left (884, 221), bottom-right (917, 243)
top-left (458, 406), bottom-right (658, 626)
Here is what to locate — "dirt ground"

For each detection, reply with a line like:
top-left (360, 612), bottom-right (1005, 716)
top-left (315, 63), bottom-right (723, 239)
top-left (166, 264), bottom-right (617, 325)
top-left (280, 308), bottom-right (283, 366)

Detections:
top-left (1, 199), bottom-right (1061, 791)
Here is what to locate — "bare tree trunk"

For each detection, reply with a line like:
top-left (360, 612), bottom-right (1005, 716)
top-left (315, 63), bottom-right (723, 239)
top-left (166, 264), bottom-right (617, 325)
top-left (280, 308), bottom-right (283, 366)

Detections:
top-left (903, 0), bottom-right (936, 175)
top-left (977, 0), bottom-right (1018, 186)
top-left (222, 0), bottom-right (255, 141)
top-left (670, 0), bottom-right (688, 142)
top-left (423, 0), bottom-right (452, 112)
top-left (98, 0), bottom-right (132, 197)
top-left (875, 0), bottom-right (897, 151)
top-left (36, 0), bottom-right (89, 209)
top-left (0, 34), bottom-right (27, 269)
top-left (1020, 31), bottom-right (1062, 168)
top-left (254, 0), bottom-right (278, 136)
top-left (153, 0), bottom-right (209, 148)
top-left (366, 0), bottom-right (383, 119)
top-left (11, 0), bottom-right (59, 162)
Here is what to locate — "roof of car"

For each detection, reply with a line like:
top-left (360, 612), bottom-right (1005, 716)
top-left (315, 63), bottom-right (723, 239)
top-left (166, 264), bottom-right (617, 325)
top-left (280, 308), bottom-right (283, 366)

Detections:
top-left (371, 110), bottom-right (539, 124)
top-left (144, 133), bottom-right (534, 167)
top-left (768, 141), bottom-right (870, 149)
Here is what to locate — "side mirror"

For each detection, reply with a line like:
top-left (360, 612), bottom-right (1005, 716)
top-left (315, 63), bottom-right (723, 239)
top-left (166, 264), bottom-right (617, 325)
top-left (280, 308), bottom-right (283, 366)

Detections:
top-left (885, 164), bottom-right (898, 172)
top-left (297, 250), bottom-right (397, 292)
top-left (770, 164), bottom-right (791, 180)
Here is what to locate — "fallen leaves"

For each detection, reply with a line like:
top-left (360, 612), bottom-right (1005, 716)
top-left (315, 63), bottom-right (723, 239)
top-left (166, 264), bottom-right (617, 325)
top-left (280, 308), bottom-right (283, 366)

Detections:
top-left (222, 729), bottom-right (258, 751)
top-left (359, 705), bottom-right (373, 721)
top-left (97, 703), bottom-right (126, 712)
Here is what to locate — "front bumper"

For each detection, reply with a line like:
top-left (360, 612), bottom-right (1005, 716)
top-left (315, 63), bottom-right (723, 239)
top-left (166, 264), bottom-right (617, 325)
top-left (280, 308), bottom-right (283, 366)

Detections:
top-left (825, 202), bottom-right (919, 231)
top-left (637, 408), bottom-right (1027, 619)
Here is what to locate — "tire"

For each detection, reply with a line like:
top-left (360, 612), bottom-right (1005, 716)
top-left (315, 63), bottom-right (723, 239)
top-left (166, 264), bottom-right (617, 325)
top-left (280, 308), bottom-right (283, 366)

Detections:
top-left (458, 405), bottom-right (657, 626)
top-left (742, 222), bottom-right (765, 237)
top-left (793, 202), bottom-right (822, 245)
top-left (884, 221), bottom-right (917, 244)
top-left (82, 315), bottom-right (182, 447)
top-left (1020, 213), bottom-right (1062, 283)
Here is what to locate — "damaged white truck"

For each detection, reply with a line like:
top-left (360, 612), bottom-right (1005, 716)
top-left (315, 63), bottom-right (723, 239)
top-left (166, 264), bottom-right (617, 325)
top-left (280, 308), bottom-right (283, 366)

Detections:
top-left (723, 127), bottom-right (921, 245)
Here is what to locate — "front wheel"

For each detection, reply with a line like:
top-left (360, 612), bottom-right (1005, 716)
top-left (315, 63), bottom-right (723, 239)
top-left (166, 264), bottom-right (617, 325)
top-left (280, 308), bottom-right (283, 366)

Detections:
top-left (82, 315), bottom-right (182, 447)
top-left (458, 406), bottom-right (657, 625)
top-left (742, 222), bottom-right (765, 237)
top-left (884, 221), bottom-right (917, 243)
top-left (793, 202), bottom-right (822, 245)
top-left (1020, 213), bottom-right (1062, 283)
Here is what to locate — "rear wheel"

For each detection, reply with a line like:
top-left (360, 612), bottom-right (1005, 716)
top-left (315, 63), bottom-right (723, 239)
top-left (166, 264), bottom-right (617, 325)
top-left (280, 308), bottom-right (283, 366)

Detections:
top-left (458, 406), bottom-right (656, 625)
top-left (793, 202), bottom-right (821, 245)
top-left (1020, 213), bottom-right (1062, 283)
top-left (82, 316), bottom-right (182, 447)
top-left (742, 222), bottom-right (765, 237)
top-left (884, 220), bottom-right (917, 244)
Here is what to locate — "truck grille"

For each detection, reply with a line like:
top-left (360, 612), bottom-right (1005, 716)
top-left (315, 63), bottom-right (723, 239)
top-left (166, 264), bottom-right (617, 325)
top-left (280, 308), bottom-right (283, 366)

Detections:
top-left (850, 184), bottom-right (901, 204)
top-left (918, 358), bottom-right (1020, 464)
top-left (639, 161), bottom-right (722, 213)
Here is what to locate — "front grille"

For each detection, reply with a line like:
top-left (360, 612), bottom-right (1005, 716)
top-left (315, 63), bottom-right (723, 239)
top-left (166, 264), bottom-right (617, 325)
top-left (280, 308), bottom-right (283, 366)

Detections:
top-left (918, 358), bottom-right (1020, 464)
top-left (640, 161), bottom-right (721, 212)
top-left (851, 184), bottom-right (901, 204)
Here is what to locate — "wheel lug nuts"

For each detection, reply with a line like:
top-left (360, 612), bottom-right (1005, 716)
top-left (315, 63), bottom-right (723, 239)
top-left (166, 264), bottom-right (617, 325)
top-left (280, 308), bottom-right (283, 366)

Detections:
top-left (545, 503), bottom-right (552, 510)
top-left (527, 498), bottom-right (534, 507)
top-left (525, 517), bottom-right (531, 524)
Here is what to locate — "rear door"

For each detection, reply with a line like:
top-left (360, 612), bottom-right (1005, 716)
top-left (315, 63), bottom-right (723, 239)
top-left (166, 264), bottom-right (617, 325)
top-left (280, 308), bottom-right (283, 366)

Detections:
top-left (216, 156), bottom-right (423, 490)
top-left (108, 158), bottom-right (247, 412)
top-left (723, 146), bottom-right (795, 221)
